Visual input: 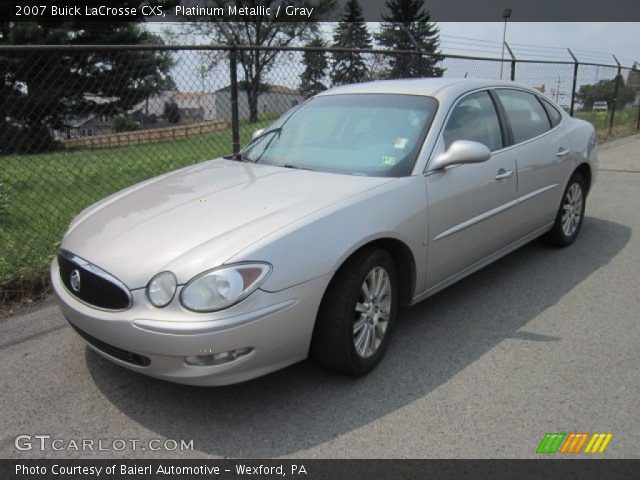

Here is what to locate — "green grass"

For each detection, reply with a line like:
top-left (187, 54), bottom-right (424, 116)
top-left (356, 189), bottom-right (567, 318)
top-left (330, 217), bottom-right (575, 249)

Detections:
top-left (0, 120), bottom-right (271, 304)
top-left (575, 108), bottom-right (638, 141)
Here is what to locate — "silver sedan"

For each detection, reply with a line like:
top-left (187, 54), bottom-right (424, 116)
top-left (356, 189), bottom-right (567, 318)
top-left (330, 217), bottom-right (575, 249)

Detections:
top-left (52, 78), bottom-right (597, 385)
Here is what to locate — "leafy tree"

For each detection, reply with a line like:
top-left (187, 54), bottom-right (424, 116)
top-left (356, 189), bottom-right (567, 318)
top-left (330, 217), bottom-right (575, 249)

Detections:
top-left (0, 5), bottom-right (175, 153)
top-left (0, 178), bottom-right (7, 226)
top-left (576, 77), bottom-right (635, 111)
top-left (330, 0), bottom-right (371, 86)
top-left (376, 0), bottom-right (444, 78)
top-left (300, 37), bottom-right (329, 98)
top-left (112, 116), bottom-right (141, 132)
top-left (163, 101), bottom-right (181, 124)
top-left (193, 0), bottom-right (334, 123)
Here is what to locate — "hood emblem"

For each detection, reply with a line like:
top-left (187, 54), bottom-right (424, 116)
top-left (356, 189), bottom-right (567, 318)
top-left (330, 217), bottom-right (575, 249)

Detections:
top-left (70, 270), bottom-right (81, 292)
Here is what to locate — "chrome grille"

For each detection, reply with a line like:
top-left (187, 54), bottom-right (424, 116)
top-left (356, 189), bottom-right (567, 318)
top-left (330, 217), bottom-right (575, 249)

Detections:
top-left (58, 250), bottom-right (131, 311)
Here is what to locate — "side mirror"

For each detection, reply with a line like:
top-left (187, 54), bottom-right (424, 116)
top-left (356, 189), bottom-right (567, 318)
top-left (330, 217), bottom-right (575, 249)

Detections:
top-left (431, 140), bottom-right (491, 170)
top-left (251, 128), bottom-right (265, 140)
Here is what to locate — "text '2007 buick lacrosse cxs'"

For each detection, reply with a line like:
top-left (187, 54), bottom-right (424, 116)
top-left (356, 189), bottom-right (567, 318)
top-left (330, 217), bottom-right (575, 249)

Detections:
top-left (53, 78), bottom-right (597, 385)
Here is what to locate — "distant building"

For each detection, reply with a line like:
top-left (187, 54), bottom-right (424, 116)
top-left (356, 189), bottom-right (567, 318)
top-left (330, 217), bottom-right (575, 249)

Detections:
top-left (213, 84), bottom-right (303, 122)
top-left (130, 84), bottom-right (302, 125)
top-left (131, 91), bottom-right (176, 118)
top-left (54, 84), bottom-right (302, 140)
top-left (53, 95), bottom-right (116, 140)
top-left (171, 92), bottom-right (218, 123)
top-left (53, 114), bottom-right (113, 140)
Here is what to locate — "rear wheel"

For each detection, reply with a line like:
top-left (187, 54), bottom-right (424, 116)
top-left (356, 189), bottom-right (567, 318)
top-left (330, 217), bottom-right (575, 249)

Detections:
top-left (543, 172), bottom-right (586, 247)
top-left (310, 248), bottom-right (398, 376)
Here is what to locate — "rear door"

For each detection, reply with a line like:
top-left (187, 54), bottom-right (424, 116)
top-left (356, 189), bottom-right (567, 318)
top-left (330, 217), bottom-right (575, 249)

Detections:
top-left (493, 89), bottom-right (572, 240)
top-left (425, 90), bottom-right (518, 290)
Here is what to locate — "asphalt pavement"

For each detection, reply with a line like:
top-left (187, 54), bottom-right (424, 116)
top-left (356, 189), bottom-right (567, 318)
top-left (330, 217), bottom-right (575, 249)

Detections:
top-left (2, 134), bottom-right (639, 459)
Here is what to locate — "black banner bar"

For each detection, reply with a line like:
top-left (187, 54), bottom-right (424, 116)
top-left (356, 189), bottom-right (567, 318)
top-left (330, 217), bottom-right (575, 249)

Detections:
top-left (2, 459), bottom-right (640, 480)
top-left (2, 0), bottom-right (640, 22)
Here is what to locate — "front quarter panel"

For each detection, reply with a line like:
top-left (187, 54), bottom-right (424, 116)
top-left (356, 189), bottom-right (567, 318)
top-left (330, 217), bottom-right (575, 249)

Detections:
top-left (228, 177), bottom-right (428, 294)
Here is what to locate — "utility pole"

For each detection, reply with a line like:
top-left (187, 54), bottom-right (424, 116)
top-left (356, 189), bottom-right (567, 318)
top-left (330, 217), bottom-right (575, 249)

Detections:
top-left (500, 8), bottom-right (512, 80)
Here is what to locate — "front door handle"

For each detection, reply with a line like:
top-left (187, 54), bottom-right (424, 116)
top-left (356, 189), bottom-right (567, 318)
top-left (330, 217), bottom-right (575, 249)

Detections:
top-left (495, 169), bottom-right (514, 180)
top-left (556, 147), bottom-right (571, 157)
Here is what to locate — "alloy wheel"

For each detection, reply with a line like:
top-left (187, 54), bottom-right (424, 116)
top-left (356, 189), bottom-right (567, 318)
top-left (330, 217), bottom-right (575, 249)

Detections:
top-left (561, 182), bottom-right (583, 237)
top-left (353, 266), bottom-right (392, 358)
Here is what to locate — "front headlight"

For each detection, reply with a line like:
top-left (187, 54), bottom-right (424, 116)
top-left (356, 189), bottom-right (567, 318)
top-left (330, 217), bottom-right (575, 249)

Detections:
top-left (180, 263), bottom-right (271, 312)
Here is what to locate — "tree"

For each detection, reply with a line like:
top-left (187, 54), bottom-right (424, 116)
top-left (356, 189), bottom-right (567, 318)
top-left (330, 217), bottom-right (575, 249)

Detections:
top-left (576, 77), bottom-right (635, 111)
top-left (192, 0), bottom-right (334, 123)
top-left (376, 0), bottom-right (444, 79)
top-left (299, 37), bottom-right (329, 98)
top-left (0, 178), bottom-right (7, 226)
top-left (112, 116), bottom-right (141, 132)
top-left (330, 0), bottom-right (371, 86)
top-left (163, 101), bottom-right (181, 124)
top-left (0, 5), bottom-right (175, 153)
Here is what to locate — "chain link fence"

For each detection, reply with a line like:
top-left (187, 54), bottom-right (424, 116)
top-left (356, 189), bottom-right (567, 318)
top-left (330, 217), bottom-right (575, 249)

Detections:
top-left (1, 44), bottom-right (638, 306)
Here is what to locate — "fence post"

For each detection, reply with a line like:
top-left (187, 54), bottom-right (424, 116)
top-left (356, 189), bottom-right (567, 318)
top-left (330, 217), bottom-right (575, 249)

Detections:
top-left (504, 42), bottom-right (516, 81)
top-left (609, 55), bottom-right (622, 137)
top-left (635, 62), bottom-right (640, 131)
top-left (568, 49), bottom-right (579, 117)
top-left (229, 46), bottom-right (240, 154)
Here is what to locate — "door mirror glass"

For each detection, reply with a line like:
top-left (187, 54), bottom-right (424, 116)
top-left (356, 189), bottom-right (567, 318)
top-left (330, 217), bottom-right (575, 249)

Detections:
top-left (431, 140), bottom-right (491, 170)
top-left (252, 128), bottom-right (265, 140)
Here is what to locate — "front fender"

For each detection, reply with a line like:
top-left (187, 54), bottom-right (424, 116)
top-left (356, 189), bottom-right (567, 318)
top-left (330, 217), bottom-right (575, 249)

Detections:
top-left (228, 176), bottom-right (428, 294)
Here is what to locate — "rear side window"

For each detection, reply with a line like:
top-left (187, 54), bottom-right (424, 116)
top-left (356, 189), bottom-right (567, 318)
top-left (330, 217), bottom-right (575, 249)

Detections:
top-left (495, 89), bottom-right (551, 143)
top-left (443, 91), bottom-right (503, 152)
top-left (540, 97), bottom-right (562, 128)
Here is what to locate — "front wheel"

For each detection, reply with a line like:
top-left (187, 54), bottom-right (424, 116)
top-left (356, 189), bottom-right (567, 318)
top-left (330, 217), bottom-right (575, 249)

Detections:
top-left (543, 172), bottom-right (586, 247)
top-left (310, 248), bottom-right (398, 376)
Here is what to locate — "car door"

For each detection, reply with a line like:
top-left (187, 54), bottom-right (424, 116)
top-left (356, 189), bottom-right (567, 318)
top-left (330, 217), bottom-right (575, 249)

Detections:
top-left (425, 90), bottom-right (518, 291)
top-left (493, 89), bottom-right (572, 240)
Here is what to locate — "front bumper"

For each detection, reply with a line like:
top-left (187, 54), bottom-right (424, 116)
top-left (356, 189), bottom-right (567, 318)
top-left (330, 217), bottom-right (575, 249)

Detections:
top-left (51, 258), bottom-right (330, 386)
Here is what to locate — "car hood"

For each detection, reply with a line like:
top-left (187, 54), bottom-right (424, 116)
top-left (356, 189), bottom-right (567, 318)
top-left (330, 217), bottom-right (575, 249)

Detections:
top-left (62, 158), bottom-right (393, 288)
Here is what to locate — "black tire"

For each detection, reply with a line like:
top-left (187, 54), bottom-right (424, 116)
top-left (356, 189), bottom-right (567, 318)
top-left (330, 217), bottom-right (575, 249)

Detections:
top-left (310, 248), bottom-right (399, 376)
top-left (543, 171), bottom-right (587, 247)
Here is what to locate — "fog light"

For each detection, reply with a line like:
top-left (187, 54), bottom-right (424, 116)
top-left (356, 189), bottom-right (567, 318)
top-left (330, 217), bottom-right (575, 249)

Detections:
top-left (184, 347), bottom-right (253, 366)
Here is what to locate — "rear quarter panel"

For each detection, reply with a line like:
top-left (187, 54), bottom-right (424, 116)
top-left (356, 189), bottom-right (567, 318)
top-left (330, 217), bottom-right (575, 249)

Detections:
top-left (563, 116), bottom-right (598, 189)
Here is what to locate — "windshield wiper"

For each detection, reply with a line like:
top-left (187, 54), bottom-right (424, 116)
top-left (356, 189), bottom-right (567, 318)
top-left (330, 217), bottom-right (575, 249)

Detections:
top-left (223, 152), bottom-right (252, 162)
top-left (282, 164), bottom-right (312, 171)
top-left (224, 127), bottom-right (283, 164)
top-left (251, 127), bottom-right (282, 143)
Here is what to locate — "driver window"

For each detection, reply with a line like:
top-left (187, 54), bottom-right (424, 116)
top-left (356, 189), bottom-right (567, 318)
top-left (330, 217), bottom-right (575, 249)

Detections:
top-left (443, 91), bottom-right (503, 152)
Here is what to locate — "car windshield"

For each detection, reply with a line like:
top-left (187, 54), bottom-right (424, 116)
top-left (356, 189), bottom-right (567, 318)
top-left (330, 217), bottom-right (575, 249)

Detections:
top-left (240, 93), bottom-right (438, 177)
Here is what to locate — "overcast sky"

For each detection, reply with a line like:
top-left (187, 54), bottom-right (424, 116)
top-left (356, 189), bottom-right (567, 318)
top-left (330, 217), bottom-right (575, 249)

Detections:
top-left (152, 22), bottom-right (638, 102)
top-left (437, 23), bottom-right (638, 66)
top-left (154, 22), bottom-right (639, 66)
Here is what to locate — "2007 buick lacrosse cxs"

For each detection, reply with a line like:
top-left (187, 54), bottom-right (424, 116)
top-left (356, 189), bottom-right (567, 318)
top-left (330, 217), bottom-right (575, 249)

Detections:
top-left (53, 78), bottom-right (597, 385)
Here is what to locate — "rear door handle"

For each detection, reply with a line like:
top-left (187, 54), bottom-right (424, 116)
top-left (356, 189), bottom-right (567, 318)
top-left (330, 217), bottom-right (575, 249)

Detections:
top-left (495, 169), bottom-right (514, 180)
top-left (556, 148), bottom-right (571, 157)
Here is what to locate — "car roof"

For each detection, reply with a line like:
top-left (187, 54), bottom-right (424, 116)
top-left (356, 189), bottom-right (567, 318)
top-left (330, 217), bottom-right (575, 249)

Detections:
top-left (317, 78), bottom-right (533, 101)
